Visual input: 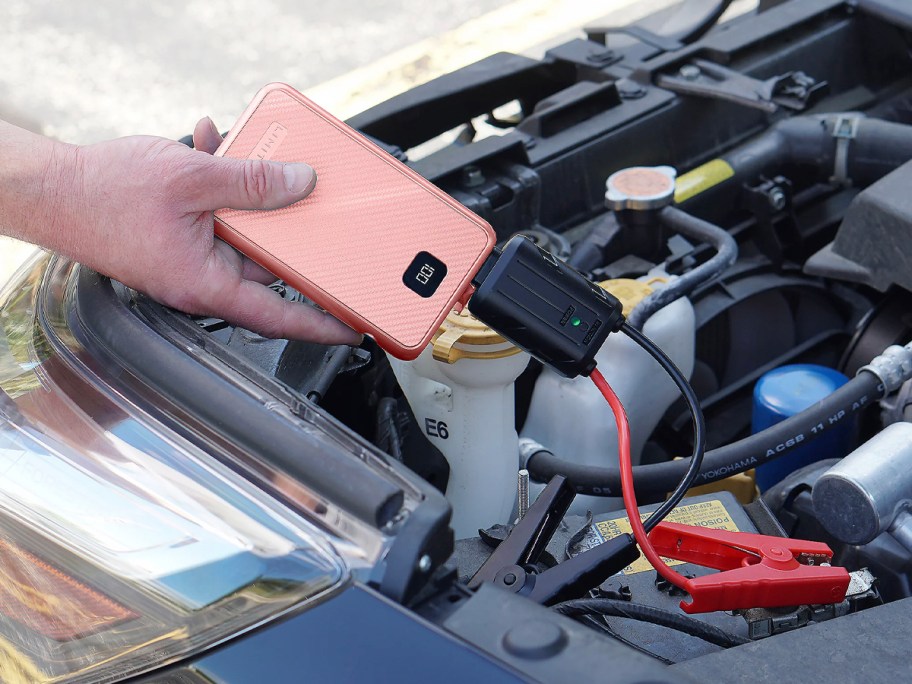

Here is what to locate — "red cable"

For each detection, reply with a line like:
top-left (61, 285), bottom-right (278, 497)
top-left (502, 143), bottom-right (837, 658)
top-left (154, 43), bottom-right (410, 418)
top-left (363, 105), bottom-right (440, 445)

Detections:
top-left (590, 367), bottom-right (689, 592)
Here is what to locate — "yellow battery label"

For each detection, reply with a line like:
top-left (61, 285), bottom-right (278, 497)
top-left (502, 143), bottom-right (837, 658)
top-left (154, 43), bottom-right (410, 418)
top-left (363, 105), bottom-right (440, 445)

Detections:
top-left (595, 499), bottom-right (741, 575)
top-left (674, 159), bottom-right (735, 203)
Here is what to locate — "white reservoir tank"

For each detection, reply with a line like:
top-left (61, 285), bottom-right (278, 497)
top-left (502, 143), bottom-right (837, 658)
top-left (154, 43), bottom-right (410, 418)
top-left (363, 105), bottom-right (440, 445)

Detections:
top-left (521, 276), bottom-right (696, 516)
top-left (388, 309), bottom-right (530, 539)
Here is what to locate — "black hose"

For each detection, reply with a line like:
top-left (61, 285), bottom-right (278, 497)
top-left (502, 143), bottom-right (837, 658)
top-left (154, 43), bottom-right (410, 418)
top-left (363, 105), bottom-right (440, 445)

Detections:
top-left (527, 371), bottom-right (883, 499)
top-left (553, 598), bottom-right (749, 649)
top-left (621, 323), bottom-right (706, 532)
top-left (688, 115), bottom-right (912, 211)
top-left (625, 206), bottom-right (738, 330)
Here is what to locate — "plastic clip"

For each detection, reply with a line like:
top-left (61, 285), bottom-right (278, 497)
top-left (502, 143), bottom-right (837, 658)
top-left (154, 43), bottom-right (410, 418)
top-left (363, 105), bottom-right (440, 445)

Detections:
top-left (648, 522), bottom-right (851, 614)
top-left (831, 114), bottom-right (861, 186)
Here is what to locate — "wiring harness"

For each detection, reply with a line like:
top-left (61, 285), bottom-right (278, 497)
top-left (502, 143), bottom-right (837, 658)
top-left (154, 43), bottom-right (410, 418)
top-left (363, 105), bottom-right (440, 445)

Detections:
top-left (591, 320), bottom-right (706, 593)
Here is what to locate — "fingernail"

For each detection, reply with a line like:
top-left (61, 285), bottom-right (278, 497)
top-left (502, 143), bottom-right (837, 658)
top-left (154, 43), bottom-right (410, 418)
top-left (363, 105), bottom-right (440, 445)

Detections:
top-left (205, 116), bottom-right (219, 137)
top-left (284, 163), bottom-right (317, 195)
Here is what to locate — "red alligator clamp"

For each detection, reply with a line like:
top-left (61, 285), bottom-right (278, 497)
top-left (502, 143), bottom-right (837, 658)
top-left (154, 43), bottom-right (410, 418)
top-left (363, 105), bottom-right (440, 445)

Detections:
top-left (647, 522), bottom-right (851, 614)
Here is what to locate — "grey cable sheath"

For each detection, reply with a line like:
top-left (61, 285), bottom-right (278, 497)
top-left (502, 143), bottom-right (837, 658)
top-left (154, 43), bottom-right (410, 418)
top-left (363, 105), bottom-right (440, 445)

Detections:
top-left (527, 372), bottom-right (883, 499)
top-left (625, 206), bottom-right (738, 329)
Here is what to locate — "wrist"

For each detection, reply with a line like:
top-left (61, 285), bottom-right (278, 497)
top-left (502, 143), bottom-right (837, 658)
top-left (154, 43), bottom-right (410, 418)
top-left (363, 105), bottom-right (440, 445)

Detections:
top-left (0, 121), bottom-right (81, 253)
top-left (38, 139), bottom-right (84, 257)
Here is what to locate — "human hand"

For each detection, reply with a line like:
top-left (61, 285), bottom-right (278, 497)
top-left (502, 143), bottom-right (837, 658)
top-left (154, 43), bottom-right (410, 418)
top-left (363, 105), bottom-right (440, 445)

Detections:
top-left (53, 117), bottom-right (361, 344)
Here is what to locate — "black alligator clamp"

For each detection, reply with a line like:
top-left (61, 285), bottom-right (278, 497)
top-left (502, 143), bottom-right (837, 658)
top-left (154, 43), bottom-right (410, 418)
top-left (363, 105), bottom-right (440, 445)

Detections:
top-left (467, 475), bottom-right (640, 606)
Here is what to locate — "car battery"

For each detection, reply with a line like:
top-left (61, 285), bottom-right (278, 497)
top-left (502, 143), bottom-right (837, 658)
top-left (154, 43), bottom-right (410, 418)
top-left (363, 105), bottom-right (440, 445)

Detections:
top-left (566, 491), bottom-right (782, 663)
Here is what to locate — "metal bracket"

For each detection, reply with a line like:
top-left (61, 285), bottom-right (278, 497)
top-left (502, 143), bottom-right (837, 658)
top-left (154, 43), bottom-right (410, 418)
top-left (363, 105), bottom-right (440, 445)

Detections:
top-left (584, 24), bottom-right (684, 52)
top-left (656, 59), bottom-right (827, 113)
top-left (742, 175), bottom-right (801, 264)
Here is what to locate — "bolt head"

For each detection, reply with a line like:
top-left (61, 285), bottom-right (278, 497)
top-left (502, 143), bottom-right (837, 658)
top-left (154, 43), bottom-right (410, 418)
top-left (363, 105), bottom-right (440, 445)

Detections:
top-left (615, 78), bottom-right (647, 99)
top-left (417, 555), bottom-right (432, 573)
top-left (679, 64), bottom-right (701, 81)
top-left (461, 165), bottom-right (485, 188)
top-left (769, 187), bottom-right (787, 211)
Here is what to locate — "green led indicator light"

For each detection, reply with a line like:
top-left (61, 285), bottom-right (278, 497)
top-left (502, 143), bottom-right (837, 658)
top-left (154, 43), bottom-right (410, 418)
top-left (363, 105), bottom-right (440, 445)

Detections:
top-left (571, 317), bottom-right (582, 327)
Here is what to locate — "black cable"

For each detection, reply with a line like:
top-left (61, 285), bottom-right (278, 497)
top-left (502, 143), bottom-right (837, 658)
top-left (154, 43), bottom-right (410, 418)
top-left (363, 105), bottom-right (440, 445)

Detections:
top-left (665, 0), bottom-right (735, 44)
top-left (376, 397), bottom-right (404, 462)
top-left (620, 322), bottom-right (706, 532)
top-left (593, 0), bottom-right (735, 49)
top-left (526, 371), bottom-right (883, 499)
top-left (553, 598), bottom-right (748, 649)
top-left (579, 613), bottom-right (677, 665)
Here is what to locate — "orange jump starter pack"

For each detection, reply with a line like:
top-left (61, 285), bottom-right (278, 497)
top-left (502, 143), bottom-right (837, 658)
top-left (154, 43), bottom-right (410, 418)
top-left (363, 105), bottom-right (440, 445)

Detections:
top-left (213, 82), bottom-right (496, 359)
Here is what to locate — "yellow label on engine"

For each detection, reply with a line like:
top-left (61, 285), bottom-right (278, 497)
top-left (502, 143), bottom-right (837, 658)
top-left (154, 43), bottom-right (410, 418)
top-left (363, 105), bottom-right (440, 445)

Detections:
top-left (674, 159), bottom-right (735, 203)
top-left (595, 499), bottom-right (741, 575)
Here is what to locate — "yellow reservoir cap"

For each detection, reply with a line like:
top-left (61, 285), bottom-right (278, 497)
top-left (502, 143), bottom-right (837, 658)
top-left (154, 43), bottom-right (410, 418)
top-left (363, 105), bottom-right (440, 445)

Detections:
top-left (599, 278), bottom-right (669, 317)
top-left (432, 308), bottom-right (521, 364)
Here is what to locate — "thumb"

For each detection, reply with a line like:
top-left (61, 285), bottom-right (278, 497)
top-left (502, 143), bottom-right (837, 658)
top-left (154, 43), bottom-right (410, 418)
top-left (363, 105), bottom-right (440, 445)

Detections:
top-left (189, 155), bottom-right (317, 211)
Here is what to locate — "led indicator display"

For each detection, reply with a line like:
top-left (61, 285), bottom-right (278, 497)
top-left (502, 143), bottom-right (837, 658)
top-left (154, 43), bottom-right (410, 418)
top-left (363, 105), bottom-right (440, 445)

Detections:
top-left (403, 252), bottom-right (447, 298)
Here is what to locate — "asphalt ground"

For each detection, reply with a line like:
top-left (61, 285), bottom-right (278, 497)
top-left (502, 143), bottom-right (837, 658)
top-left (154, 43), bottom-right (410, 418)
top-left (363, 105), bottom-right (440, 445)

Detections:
top-left (0, 0), bottom-right (752, 277)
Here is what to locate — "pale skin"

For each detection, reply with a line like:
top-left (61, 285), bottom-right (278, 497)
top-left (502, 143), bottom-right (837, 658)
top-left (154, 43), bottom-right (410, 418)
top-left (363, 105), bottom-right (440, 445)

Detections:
top-left (0, 116), bottom-right (362, 345)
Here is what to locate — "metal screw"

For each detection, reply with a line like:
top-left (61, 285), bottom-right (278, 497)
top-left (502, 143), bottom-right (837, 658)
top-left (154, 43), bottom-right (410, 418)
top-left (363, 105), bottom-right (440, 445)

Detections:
top-left (768, 186), bottom-right (787, 211)
top-left (679, 64), bottom-right (702, 81)
top-left (504, 573), bottom-right (517, 586)
top-left (517, 469), bottom-right (530, 521)
top-left (417, 555), bottom-right (432, 573)
top-left (587, 47), bottom-right (617, 66)
top-left (616, 80), bottom-right (646, 99)
top-left (461, 165), bottom-right (485, 188)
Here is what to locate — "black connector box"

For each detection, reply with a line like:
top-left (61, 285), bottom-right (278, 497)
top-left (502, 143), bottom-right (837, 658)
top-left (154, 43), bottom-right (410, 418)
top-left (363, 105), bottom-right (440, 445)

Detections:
top-left (468, 236), bottom-right (624, 378)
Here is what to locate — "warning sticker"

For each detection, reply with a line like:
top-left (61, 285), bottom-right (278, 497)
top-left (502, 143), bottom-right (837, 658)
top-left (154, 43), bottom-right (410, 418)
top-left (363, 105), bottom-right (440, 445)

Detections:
top-left (674, 159), bottom-right (735, 203)
top-left (592, 499), bottom-right (741, 575)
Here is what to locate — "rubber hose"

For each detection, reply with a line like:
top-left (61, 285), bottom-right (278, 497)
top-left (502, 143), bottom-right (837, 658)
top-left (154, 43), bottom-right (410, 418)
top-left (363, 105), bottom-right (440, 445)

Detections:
top-left (689, 115), bottom-right (912, 210)
top-left (527, 371), bottom-right (883, 499)
top-left (553, 598), bottom-right (749, 648)
top-left (625, 206), bottom-right (738, 329)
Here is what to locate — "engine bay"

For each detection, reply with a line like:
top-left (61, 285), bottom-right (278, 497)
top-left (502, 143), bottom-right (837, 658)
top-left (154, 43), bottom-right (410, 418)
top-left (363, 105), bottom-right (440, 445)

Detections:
top-left (146, 0), bottom-right (912, 676)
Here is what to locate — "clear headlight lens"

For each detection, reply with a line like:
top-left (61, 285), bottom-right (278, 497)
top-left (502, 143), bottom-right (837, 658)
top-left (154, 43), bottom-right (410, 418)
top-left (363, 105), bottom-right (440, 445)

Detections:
top-left (0, 254), bottom-right (349, 682)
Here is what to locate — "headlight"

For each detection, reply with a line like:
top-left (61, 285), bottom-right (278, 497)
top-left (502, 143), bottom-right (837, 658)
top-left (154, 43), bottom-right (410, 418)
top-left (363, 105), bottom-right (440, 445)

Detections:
top-left (0, 254), bottom-right (349, 682)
